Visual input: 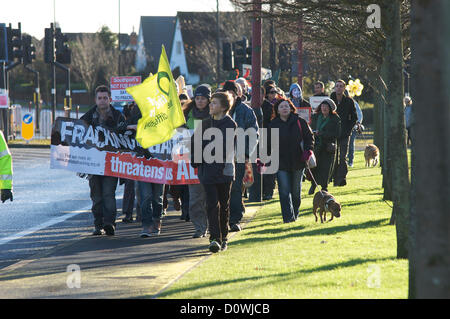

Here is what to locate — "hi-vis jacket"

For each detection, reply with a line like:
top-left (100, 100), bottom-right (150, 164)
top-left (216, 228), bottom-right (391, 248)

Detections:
top-left (0, 131), bottom-right (12, 190)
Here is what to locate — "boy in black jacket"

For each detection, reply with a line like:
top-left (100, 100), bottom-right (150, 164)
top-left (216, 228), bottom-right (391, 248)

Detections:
top-left (191, 92), bottom-right (237, 253)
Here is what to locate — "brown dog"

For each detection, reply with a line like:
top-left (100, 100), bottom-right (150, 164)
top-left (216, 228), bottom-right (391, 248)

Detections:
top-left (364, 144), bottom-right (379, 167)
top-left (312, 190), bottom-right (341, 223)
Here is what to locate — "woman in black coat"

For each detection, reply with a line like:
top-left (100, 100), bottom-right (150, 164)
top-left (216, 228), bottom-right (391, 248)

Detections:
top-left (308, 98), bottom-right (341, 194)
top-left (269, 98), bottom-right (314, 223)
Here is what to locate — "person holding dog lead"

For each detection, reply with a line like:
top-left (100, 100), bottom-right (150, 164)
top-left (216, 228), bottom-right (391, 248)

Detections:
top-left (309, 98), bottom-right (341, 195)
top-left (268, 98), bottom-right (314, 223)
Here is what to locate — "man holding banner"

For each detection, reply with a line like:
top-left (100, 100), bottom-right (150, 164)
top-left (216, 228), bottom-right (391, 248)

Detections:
top-left (81, 85), bottom-right (125, 236)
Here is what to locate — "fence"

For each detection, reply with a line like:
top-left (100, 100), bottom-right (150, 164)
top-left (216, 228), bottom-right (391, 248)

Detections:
top-left (9, 105), bottom-right (84, 140)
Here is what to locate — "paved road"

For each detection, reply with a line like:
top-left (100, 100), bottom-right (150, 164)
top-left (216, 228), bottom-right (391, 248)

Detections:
top-left (0, 147), bottom-right (97, 269)
top-left (0, 147), bottom-right (262, 298)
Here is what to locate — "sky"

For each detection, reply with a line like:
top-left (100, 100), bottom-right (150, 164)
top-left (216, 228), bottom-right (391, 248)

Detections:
top-left (1, 0), bottom-right (236, 39)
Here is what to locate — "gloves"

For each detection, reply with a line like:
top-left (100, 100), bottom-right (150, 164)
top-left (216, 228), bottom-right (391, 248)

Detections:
top-left (116, 121), bottom-right (128, 134)
top-left (76, 173), bottom-right (93, 180)
top-left (1, 189), bottom-right (13, 203)
top-left (301, 150), bottom-right (313, 162)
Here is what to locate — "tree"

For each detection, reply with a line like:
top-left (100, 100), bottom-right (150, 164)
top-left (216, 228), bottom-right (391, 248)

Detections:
top-left (409, 0), bottom-right (450, 299)
top-left (70, 34), bottom-right (103, 94)
top-left (98, 25), bottom-right (118, 51)
top-left (70, 34), bottom-right (118, 94)
top-left (232, 0), bottom-right (411, 259)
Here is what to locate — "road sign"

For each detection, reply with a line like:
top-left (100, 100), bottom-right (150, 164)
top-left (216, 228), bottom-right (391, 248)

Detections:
top-left (110, 76), bottom-right (141, 102)
top-left (21, 113), bottom-right (34, 140)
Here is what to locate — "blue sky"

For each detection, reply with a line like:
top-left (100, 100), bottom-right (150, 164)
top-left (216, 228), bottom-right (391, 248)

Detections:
top-left (1, 0), bottom-right (235, 39)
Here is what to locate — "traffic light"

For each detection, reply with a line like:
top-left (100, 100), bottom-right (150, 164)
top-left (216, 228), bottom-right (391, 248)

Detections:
top-left (279, 44), bottom-right (291, 71)
top-left (55, 28), bottom-right (71, 64)
top-left (233, 37), bottom-right (249, 69)
top-left (0, 24), bottom-right (7, 62)
top-left (6, 23), bottom-right (23, 62)
top-left (245, 45), bottom-right (252, 65)
top-left (44, 27), bottom-right (55, 63)
top-left (22, 35), bottom-right (36, 65)
top-left (222, 42), bottom-right (234, 71)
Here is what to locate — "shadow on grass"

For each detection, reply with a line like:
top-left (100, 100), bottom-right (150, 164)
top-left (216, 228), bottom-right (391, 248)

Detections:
top-left (154, 255), bottom-right (395, 299)
top-left (235, 218), bottom-right (389, 244)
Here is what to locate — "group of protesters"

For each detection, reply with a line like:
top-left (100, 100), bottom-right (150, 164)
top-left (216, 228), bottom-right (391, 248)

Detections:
top-left (82, 76), bottom-right (361, 253)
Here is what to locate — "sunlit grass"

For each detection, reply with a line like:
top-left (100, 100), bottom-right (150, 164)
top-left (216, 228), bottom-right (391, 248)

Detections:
top-left (158, 150), bottom-right (408, 299)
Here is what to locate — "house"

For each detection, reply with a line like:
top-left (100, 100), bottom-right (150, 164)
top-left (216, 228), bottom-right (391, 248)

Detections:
top-left (135, 12), bottom-right (255, 85)
top-left (135, 16), bottom-right (177, 77)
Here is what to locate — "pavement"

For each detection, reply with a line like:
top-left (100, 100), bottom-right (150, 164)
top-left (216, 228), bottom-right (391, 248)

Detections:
top-left (0, 200), bottom-right (262, 299)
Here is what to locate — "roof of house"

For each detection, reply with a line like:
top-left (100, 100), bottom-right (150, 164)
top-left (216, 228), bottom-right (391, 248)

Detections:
top-left (138, 12), bottom-right (276, 79)
top-left (139, 16), bottom-right (177, 65)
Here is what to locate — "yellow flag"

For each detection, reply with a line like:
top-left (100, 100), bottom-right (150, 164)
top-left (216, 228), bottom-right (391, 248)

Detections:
top-left (126, 45), bottom-right (186, 148)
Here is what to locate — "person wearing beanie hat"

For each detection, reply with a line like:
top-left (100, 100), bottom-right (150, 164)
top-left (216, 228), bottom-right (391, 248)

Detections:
top-left (308, 99), bottom-right (341, 194)
top-left (223, 80), bottom-right (259, 231)
top-left (182, 84), bottom-right (212, 238)
top-left (223, 80), bottom-right (239, 96)
top-left (194, 85), bottom-right (212, 100)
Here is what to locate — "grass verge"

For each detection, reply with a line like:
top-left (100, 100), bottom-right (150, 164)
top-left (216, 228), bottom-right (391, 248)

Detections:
top-left (158, 150), bottom-right (408, 299)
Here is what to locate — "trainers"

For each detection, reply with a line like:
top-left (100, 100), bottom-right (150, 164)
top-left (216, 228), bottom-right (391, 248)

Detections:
top-left (193, 230), bottom-right (206, 238)
top-left (103, 224), bottom-right (115, 236)
top-left (209, 240), bottom-right (221, 253)
top-left (221, 240), bottom-right (228, 251)
top-left (150, 220), bottom-right (161, 236)
top-left (230, 223), bottom-right (242, 232)
top-left (122, 215), bottom-right (133, 223)
top-left (92, 228), bottom-right (104, 236)
top-left (140, 226), bottom-right (151, 238)
top-left (173, 198), bottom-right (181, 211)
top-left (348, 162), bottom-right (353, 167)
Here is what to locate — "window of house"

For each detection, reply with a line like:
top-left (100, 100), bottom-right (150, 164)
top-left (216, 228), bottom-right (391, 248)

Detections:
top-left (176, 41), bottom-right (182, 54)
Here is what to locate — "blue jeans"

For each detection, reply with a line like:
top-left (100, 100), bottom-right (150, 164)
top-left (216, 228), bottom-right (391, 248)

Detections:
top-left (276, 169), bottom-right (305, 223)
top-left (229, 162), bottom-right (246, 225)
top-left (137, 181), bottom-right (164, 227)
top-left (348, 129), bottom-right (357, 165)
top-left (89, 175), bottom-right (119, 229)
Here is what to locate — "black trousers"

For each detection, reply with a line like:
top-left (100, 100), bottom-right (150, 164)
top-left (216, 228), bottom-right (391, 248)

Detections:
top-left (333, 136), bottom-right (350, 185)
top-left (203, 182), bottom-right (232, 244)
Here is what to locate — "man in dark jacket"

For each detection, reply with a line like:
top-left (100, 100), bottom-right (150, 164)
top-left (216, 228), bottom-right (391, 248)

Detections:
top-left (80, 85), bottom-right (125, 236)
top-left (330, 80), bottom-right (357, 186)
top-left (313, 81), bottom-right (328, 96)
top-left (223, 80), bottom-right (259, 232)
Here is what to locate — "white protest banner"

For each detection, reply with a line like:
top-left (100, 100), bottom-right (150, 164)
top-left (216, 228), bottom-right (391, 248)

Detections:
top-left (296, 107), bottom-right (312, 124)
top-left (242, 64), bottom-right (272, 81)
top-left (110, 76), bottom-right (141, 102)
top-left (186, 85), bottom-right (194, 99)
top-left (309, 96), bottom-right (329, 112)
top-left (50, 118), bottom-right (199, 185)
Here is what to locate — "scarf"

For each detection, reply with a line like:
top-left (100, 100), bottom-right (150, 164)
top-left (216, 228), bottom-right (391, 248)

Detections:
top-left (315, 113), bottom-right (330, 151)
top-left (192, 105), bottom-right (210, 120)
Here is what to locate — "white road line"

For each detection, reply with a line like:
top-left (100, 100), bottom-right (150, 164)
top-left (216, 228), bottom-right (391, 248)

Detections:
top-left (0, 205), bottom-right (91, 247)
